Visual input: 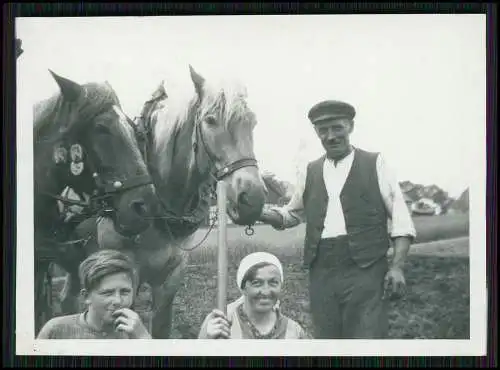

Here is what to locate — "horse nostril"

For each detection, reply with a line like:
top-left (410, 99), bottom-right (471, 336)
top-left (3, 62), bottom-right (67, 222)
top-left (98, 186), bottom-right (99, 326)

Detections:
top-left (238, 192), bottom-right (250, 206)
top-left (130, 201), bottom-right (149, 217)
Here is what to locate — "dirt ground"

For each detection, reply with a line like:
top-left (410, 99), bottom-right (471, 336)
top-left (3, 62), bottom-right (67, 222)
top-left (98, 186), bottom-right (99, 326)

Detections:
top-left (50, 214), bottom-right (470, 339)
top-left (168, 236), bottom-right (470, 339)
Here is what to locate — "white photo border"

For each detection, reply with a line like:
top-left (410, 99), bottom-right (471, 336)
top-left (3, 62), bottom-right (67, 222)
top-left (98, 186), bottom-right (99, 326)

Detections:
top-left (15, 14), bottom-right (488, 357)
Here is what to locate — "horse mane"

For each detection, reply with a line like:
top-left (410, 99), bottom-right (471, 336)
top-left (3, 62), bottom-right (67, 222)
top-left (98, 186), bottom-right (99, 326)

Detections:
top-left (33, 81), bottom-right (122, 144)
top-left (197, 78), bottom-right (254, 131)
top-left (153, 77), bottom-right (255, 158)
top-left (147, 75), bottom-right (256, 217)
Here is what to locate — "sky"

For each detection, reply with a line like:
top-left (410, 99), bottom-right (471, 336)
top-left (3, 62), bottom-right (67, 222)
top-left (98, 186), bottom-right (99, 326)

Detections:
top-left (16, 14), bottom-right (486, 198)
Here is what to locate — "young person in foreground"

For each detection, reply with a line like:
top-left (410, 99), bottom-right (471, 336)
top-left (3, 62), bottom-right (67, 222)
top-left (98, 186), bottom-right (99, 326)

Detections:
top-left (198, 252), bottom-right (311, 339)
top-left (37, 249), bottom-right (151, 339)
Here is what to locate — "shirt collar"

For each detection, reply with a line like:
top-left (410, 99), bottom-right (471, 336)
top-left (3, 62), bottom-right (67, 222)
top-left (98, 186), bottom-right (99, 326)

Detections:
top-left (325, 146), bottom-right (356, 166)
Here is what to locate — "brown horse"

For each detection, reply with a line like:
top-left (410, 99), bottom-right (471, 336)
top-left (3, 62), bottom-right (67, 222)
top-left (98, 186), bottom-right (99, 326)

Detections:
top-left (34, 71), bottom-right (157, 334)
top-left (67, 65), bottom-right (267, 338)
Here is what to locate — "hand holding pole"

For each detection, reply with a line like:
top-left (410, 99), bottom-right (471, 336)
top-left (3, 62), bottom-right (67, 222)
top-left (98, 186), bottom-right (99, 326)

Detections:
top-left (216, 181), bottom-right (228, 314)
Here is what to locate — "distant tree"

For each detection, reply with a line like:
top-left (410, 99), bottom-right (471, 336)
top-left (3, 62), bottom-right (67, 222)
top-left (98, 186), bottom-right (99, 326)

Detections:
top-left (431, 188), bottom-right (449, 205)
top-left (451, 188), bottom-right (469, 213)
top-left (399, 181), bottom-right (414, 193)
top-left (403, 183), bottom-right (424, 202)
top-left (399, 180), bottom-right (456, 214)
top-left (440, 198), bottom-right (455, 214)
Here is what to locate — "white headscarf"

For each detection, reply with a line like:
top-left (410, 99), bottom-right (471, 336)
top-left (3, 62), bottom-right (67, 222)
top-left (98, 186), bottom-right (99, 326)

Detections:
top-left (226, 252), bottom-right (284, 316)
top-left (236, 252), bottom-right (284, 290)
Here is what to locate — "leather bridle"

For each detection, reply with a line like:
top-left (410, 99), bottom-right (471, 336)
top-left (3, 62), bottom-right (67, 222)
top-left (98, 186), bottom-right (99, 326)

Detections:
top-left (133, 95), bottom-right (260, 248)
top-left (192, 114), bottom-right (258, 182)
top-left (136, 97), bottom-right (259, 183)
top-left (88, 113), bottom-right (153, 209)
top-left (40, 105), bottom-right (153, 237)
top-left (34, 95), bottom-right (155, 331)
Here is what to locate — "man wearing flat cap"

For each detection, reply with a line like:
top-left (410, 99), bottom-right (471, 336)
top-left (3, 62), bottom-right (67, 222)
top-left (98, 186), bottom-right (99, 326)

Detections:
top-left (259, 100), bottom-right (416, 339)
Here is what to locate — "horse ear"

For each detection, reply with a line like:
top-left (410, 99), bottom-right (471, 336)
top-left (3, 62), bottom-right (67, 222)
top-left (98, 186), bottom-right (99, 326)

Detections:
top-left (189, 65), bottom-right (205, 98)
top-left (151, 80), bottom-right (168, 100)
top-left (159, 80), bottom-right (168, 98)
top-left (49, 70), bottom-right (83, 102)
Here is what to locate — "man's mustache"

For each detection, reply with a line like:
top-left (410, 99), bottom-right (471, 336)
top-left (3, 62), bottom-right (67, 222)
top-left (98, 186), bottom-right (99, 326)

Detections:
top-left (254, 293), bottom-right (278, 300)
top-left (325, 139), bottom-right (342, 145)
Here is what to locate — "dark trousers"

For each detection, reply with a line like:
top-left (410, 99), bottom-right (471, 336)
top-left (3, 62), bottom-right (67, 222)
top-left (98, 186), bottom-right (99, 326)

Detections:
top-left (308, 237), bottom-right (389, 339)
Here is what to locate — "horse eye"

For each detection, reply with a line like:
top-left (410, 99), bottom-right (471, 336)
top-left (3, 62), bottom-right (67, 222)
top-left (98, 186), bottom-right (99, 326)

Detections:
top-left (205, 115), bottom-right (217, 126)
top-left (95, 124), bottom-right (111, 135)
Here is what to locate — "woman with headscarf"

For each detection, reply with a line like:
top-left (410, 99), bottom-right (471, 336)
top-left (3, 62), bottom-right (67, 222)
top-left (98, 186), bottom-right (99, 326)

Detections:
top-left (198, 252), bottom-right (310, 339)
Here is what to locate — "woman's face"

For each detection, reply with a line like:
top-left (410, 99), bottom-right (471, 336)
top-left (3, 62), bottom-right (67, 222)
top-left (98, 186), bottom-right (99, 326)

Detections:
top-left (83, 272), bottom-right (135, 325)
top-left (242, 264), bottom-right (282, 314)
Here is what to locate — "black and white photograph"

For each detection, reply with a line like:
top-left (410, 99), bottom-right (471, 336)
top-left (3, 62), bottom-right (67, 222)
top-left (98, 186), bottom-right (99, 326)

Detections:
top-left (16, 13), bottom-right (487, 356)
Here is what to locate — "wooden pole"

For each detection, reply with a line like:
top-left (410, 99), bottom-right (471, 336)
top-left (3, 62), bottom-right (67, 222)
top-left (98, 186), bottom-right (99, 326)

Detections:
top-left (216, 181), bottom-right (228, 313)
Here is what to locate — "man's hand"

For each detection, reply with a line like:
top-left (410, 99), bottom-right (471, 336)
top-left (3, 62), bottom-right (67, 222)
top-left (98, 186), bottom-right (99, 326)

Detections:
top-left (384, 236), bottom-right (411, 300)
top-left (112, 308), bottom-right (152, 339)
top-left (383, 266), bottom-right (406, 300)
top-left (258, 208), bottom-right (284, 230)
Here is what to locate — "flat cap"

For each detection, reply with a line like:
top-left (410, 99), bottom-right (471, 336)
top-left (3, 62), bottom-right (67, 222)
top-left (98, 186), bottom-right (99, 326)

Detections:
top-left (307, 100), bottom-right (356, 124)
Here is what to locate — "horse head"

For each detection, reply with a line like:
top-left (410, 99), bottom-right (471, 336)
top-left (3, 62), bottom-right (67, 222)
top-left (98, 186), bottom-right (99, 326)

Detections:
top-left (34, 71), bottom-right (157, 238)
top-left (186, 66), bottom-right (266, 225)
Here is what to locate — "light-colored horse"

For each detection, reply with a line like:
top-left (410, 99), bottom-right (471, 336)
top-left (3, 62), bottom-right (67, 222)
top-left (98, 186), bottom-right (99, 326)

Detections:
top-left (64, 65), bottom-right (267, 338)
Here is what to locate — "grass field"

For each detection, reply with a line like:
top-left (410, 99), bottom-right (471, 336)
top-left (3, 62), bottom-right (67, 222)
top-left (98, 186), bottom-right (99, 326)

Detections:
top-left (51, 213), bottom-right (470, 339)
top-left (169, 213), bottom-right (470, 339)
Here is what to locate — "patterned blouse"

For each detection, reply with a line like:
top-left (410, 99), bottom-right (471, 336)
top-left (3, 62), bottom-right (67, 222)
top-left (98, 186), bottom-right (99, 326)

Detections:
top-left (199, 298), bottom-right (310, 339)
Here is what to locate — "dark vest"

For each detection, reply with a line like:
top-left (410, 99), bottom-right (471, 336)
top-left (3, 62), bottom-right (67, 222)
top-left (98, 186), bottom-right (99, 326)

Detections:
top-left (302, 148), bottom-right (390, 268)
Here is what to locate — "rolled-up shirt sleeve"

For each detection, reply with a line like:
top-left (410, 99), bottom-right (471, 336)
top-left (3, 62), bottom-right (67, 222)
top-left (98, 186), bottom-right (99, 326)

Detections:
top-left (268, 166), bottom-right (307, 229)
top-left (376, 154), bottom-right (417, 240)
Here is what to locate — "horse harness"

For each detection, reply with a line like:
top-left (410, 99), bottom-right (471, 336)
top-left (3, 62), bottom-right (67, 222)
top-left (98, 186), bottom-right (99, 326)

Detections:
top-left (35, 94), bottom-right (153, 331)
top-left (38, 106), bottom-right (153, 255)
top-left (132, 95), bottom-right (259, 250)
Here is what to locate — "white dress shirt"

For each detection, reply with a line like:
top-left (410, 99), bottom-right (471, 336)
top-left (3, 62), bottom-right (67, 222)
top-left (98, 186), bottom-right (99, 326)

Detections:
top-left (271, 149), bottom-right (416, 239)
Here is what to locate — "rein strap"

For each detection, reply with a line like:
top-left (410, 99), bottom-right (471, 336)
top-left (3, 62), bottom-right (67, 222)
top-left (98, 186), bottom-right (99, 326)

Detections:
top-left (100, 174), bottom-right (153, 194)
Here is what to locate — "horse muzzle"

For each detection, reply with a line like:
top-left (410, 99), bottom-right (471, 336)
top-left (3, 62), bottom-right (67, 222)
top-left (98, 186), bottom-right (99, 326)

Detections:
top-left (112, 184), bottom-right (157, 237)
top-left (227, 175), bottom-right (266, 226)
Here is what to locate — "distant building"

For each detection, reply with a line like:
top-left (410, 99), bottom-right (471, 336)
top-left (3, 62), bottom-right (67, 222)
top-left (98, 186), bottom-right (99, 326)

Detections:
top-left (403, 193), bottom-right (413, 212)
top-left (411, 198), bottom-right (441, 216)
